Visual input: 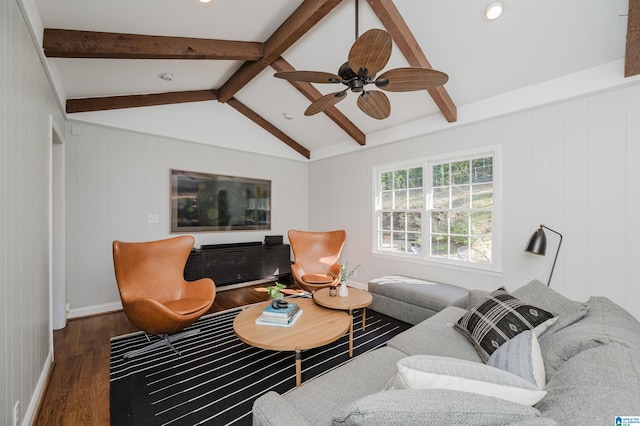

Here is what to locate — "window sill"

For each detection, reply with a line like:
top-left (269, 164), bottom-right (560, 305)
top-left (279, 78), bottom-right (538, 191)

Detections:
top-left (371, 251), bottom-right (504, 277)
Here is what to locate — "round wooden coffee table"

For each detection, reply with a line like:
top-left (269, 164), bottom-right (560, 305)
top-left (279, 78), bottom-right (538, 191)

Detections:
top-left (313, 287), bottom-right (373, 357)
top-left (233, 298), bottom-right (349, 387)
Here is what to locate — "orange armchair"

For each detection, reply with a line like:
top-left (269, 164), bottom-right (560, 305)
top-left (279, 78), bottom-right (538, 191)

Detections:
top-left (288, 229), bottom-right (346, 293)
top-left (112, 236), bottom-right (216, 358)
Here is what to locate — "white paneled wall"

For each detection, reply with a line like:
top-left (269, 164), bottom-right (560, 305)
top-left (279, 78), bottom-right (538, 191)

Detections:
top-left (1, 0), bottom-right (64, 424)
top-left (64, 123), bottom-right (309, 315)
top-left (310, 83), bottom-right (640, 320)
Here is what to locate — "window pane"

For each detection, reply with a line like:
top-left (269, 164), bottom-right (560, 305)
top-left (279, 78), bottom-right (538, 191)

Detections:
top-left (380, 232), bottom-right (392, 250)
top-left (472, 157), bottom-right (493, 183)
top-left (450, 212), bottom-right (469, 235)
top-left (394, 190), bottom-right (407, 209)
top-left (433, 163), bottom-right (449, 187)
top-left (381, 171), bottom-right (393, 191)
top-left (472, 183), bottom-right (493, 208)
top-left (380, 212), bottom-right (391, 231)
top-left (408, 233), bottom-right (421, 253)
top-left (431, 235), bottom-right (448, 257)
top-left (381, 191), bottom-right (393, 209)
top-left (394, 170), bottom-right (407, 189)
top-left (407, 212), bottom-right (421, 232)
top-left (450, 236), bottom-right (469, 259)
top-left (451, 185), bottom-right (470, 209)
top-left (431, 211), bottom-right (448, 233)
top-left (392, 212), bottom-right (406, 231)
top-left (471, 211), bottom-right (492, 236)
top-left (408, 167), bottom-right (423, 188)
top-left (393, 232), bottom-right (406, 252)
top-left (409, 188), bottom-right (423, 209)
top-left (451, 161), bottom-right (470, 185)
top-left (433, 187), bottom-right (449, 209)
top-left (470, 238), bottom-right (491, 263)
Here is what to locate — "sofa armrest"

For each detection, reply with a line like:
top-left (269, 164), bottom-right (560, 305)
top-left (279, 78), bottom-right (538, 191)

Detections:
top-left (252, 391), bottom-right (313, 426)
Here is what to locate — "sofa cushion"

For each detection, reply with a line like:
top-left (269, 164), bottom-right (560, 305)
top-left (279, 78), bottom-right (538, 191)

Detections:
top-left (488, 330), bottom-right (545, 388)
top-left (386, 306), bottom-right (483, 362)
top-left (534, 344), bottom-right (640, 425)
top-left (368, 275), bottom-right (469, 312)
top-left (512, 280), bottom-right (588, 339)
top-left (390, 355), bottom-right (546, 406)
top-left (332, 389), bottom-right (546, 426)
top-left (282, 346), bottom-right (407, 425)
top-left (539, 296), bottom-right (640, 380)
top-left (454, 287), bottom-right (558, 362)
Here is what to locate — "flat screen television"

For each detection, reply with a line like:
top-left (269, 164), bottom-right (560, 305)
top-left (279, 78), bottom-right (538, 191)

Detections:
top-left (170, 169), bottom-right (271, 232)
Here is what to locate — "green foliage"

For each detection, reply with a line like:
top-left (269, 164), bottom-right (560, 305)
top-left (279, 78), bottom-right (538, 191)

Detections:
top-left (266, 282), bottom-right (286, 299)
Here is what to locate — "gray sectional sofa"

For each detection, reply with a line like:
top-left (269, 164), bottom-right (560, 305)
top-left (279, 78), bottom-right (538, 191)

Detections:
top-left (252, 279), bottom-right (640, 425)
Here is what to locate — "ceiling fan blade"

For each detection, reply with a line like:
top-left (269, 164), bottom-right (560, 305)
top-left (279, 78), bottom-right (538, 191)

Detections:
top-left (348, 29), bottom-right (392, 77)
top-left (357, 90), bottom-right (390, 120)
top-left (305, 91), bottom-right (348, 116)
top-left (375, 67), bottom-right (449, 92)
top-left (274, 70), bottom-right (342, 84)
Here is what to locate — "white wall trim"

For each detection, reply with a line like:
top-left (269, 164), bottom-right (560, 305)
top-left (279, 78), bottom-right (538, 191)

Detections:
top-left (23, 350), bottom-right (54, 426)
top-left (68, 302), bottom-right (123, 319)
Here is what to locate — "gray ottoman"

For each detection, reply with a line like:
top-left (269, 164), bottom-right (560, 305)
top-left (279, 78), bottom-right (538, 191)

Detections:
top-left (368, 275), bottom-right (469, 325)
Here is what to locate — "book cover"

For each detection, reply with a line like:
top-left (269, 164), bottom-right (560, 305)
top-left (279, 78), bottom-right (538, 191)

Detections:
top-left (262, 302), bottom-right (299, 317)
top-left (255, 310), bottom-right (302, 328)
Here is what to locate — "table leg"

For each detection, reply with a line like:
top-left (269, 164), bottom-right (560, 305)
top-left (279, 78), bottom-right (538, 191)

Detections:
top-left (295, 347), bottom-right (302, 387)
top-left (348, 309), bottom-right (354, 357)
top-left (362, 307), bottom-right (367, 330)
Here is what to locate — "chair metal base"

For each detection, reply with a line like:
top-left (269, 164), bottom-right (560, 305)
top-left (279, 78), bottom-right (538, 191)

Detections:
top-left (123, 328), bottom-right (200, 359)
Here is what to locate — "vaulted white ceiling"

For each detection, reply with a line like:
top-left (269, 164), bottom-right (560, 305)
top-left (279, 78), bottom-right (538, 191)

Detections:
top-left (33, 0), bottom-right (632, 161)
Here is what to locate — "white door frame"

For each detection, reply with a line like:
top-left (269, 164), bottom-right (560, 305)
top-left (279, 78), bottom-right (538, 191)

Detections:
top-left (49, 117), bottom-right (66, 342)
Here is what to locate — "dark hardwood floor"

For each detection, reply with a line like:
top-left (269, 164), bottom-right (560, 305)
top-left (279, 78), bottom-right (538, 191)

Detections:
top-left (34, 282), bottom-right (286, 426)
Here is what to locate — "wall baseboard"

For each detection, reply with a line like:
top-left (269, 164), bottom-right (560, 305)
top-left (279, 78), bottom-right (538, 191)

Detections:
top-left (68, 301), bottom-right (123, 319)
top-left (25, 349), bottom-right (54, 426)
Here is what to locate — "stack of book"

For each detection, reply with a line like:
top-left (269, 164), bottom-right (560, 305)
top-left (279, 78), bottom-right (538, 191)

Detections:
top-left (255, 302), bottom-right (302, 327)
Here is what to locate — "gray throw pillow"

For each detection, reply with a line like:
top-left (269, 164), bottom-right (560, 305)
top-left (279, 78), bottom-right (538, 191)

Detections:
top-left (488, 330), bottom-right (545, 388)
top-left (512, 280), bottom-right (587, 340)
top-left (454, 287), bottom-right (558, 362)
top-left (332, 389), bottom-right (544, 425)
top-left (539, 296), bottom-right (640, 380)
top-left (535, 344), bottom-right (640, 425)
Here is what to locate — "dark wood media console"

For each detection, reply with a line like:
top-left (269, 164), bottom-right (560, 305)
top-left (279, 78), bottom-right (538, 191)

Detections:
top-left (184, 241), bottom-right (291, 288)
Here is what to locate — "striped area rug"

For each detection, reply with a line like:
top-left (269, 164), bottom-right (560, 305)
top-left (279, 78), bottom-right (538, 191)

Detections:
top-left (110, 303), bottom-right (410, 425)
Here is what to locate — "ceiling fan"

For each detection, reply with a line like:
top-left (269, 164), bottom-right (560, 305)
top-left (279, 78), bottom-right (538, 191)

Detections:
top-left (274, 26), bottom-right (449, 120)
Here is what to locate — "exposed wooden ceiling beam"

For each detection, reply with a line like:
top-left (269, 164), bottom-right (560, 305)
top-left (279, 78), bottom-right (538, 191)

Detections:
top-left (367, 0), bottom-right (457, 123)
top-left (226, 97), bottom-right (310, 159)
top-left (626, 0), bottom-right (640, 77)
top-left (66, 90), bottom-right (219, 113)
top-left (44, 29), bottom-right (263, 60)
top-left (217, 0), bottom-right (342, 103)
top-left (270, 57), bottom-right (366, 146)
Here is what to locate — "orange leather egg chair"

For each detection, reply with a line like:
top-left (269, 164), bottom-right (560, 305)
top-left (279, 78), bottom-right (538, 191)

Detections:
top-left (112, 235), bottom-right (216, 358)
top-left (288, 229), bottom-right (346, 293)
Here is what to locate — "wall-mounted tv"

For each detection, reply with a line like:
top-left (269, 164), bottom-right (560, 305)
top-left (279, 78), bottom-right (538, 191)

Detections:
top-left (170, 169), bottom-right (271, 232)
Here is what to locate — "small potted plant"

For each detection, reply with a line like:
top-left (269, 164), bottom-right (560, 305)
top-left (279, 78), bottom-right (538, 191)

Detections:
top-left (331, 263), bottom-right (360, 297)
top-left (266, 282), bottom-right (287, 300)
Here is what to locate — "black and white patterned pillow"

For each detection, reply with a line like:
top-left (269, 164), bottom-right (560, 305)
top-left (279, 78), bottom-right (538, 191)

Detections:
top-left (454, 287), bottom-right (558, 362)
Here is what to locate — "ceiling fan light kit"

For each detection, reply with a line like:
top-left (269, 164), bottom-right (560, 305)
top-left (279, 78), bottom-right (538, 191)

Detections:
top-left (274, 28), bottom-right (449, 120)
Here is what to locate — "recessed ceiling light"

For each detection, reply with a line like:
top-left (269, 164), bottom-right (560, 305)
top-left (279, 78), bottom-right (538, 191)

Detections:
top-left (484, 1), bottom-right (505, 21)
top-left (159, 73), bottom-right (173, 81)
top-left (200, 0), bottom-right (211, 3)
top-left (283, 113), bottom-right (293, 120)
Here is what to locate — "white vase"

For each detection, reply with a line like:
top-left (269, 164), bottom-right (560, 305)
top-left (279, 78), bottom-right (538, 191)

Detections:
top-left (339, 282), bottom-right (349, 297)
